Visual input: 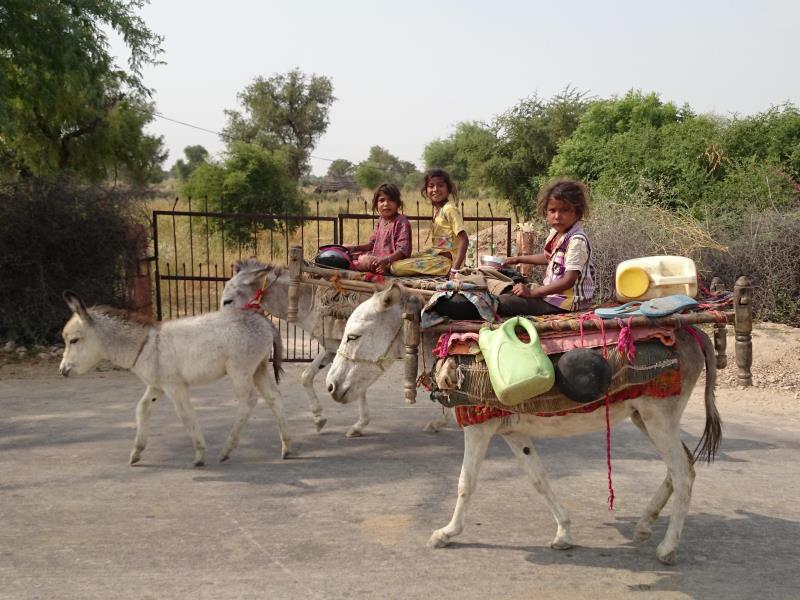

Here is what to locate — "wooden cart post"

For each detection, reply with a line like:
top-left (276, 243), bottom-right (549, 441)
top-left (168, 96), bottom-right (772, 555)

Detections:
top-left (402, 294), bottom-right (422, 405)
top-left (733, 275), bottom-right (753, 387)
top-left (287, 245), bottom-right (303, 324)
top-left (710, 277), bottom-right (728, 369)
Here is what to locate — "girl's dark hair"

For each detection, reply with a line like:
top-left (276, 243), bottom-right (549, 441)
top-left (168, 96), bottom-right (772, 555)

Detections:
top-left (420, 168), bottom-right (458, 201)
top-left (536, 178), bottom-right (590, 220)
top-left (372, 182), bottom-right (403, 212)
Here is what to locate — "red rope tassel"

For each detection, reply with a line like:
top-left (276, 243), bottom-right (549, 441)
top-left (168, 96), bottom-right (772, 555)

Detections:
top-left (243, 288), bottom-right (265, 310)
top-left (605, 390), bottom-right (615, 510)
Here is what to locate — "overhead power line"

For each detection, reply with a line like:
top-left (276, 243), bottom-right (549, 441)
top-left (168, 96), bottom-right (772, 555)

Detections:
top-left (151, 111), bottom-right (337, 163)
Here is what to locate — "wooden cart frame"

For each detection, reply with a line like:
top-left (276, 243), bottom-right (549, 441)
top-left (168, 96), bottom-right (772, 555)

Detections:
top-left (284, 245), bottom-right (754, 404)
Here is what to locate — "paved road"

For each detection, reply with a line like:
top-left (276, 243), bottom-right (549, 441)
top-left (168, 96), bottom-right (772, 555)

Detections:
top-left (1, 364), bottom-right (799, 599)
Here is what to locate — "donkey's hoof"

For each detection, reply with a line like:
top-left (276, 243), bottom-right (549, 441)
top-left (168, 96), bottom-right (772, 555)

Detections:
top-left (346, 428), bottom-right (363, 438)
top-left (219, 454), bottom-right (230, 463)
top-left (633, 528), bottom-right (652, 543)
top-left (656, 544), bottom-right (677, 565)
top-left (550, 538), bottom-right (573, 550)
top-left (423, 422), bottom-right (439, 433)
top-left (428, 530), bottom-right (451, 549)
top-left (129, 454), bottom-right (141, 465)
top-left (193, 459), bottom-right (205, 467)
top-left (281, 448), bottom-right (290, 460)
top-left (314, 418), bottom-right (327, 432)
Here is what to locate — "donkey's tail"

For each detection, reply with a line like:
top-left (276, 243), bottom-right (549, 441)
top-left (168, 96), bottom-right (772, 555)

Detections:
top-left (691, 327), bottom-right (722, 463)
top-left (271, 326), bottom-right (284, 385)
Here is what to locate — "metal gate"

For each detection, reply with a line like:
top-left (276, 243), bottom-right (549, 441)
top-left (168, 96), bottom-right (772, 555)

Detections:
top-left (151, 196), bottom-right (511, 361)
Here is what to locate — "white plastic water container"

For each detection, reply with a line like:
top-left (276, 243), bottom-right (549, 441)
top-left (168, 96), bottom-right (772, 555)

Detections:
top-left (615, 256), bottom-right (698, 302)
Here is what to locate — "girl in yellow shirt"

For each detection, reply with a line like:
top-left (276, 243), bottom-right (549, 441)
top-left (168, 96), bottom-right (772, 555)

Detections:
top-left (391, 169), bottom-right (469, 277)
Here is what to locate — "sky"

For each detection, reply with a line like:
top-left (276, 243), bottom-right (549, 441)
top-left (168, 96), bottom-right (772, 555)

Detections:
top-left (112, 0), bottom-right (800, 175)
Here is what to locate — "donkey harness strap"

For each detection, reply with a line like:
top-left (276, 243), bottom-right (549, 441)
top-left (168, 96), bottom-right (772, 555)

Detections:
top-left (336, 322), bottom-right (405, 371)
top-left (130, 333), bottom-right (149, 370)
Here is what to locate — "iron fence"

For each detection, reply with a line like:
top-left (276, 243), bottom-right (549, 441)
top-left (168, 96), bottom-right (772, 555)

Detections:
top-left (151, 196), bottom-right (512, 361)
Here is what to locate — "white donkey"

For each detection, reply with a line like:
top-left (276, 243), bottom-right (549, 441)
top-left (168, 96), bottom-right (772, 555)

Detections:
top-left (220, 258), bottom-right (450, 437)
top-left (325, 283), bottom-right (722, 565)
top-left (59, 291), bottom-right (291, 466)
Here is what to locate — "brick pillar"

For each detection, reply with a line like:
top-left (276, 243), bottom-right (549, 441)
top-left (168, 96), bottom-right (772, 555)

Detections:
top-left (126, 224), bottom-right (153, 318)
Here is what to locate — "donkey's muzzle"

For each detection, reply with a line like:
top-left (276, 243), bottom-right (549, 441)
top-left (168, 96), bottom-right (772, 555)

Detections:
top-left (326, 381), bottom-right (349, 404)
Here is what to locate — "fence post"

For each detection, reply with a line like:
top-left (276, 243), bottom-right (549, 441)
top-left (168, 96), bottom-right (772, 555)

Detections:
top-left (403, 294), bottom-right (422, 404)
top-left (288, 245), bottom-right (303, 324)
top-left (710, 277), bottom-right (727, 369)
top-left (515, 222), bottom-right (536, 277)
top-left (733, 275), bottom-right (753, 386)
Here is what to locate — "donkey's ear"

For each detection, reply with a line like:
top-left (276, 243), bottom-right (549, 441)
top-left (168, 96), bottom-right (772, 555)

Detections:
top-left (377, 282), bottom-right (404, 311)
top-left (63, 290), bottom-right (91, 321)
top-left (243, 266), bottom-right (271, 287)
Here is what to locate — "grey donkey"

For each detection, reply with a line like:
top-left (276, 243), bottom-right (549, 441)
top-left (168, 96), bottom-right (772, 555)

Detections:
top-left (220, 258), bottom-right (452, 437)
top-left (59, 291), bottom-right (291, 466)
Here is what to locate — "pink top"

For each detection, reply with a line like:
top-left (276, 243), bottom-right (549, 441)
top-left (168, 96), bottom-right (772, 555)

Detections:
top-left (368, 214), bottom-right (412, 258)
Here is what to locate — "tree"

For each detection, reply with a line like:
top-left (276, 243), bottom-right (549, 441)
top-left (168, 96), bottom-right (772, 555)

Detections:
top-left (171, 145), bottom-right (210, 180)
top-left (0, 0), bottom-right (167, 182)
top-left (354, 146), bottom-right (419, 189)
top-left (182, 142), bottom-right (303, 244)
top-left (423, 121), bottom-right (496, 195)
top-left (327, 159), bottom-right (354, 177)
top-left (550, 92), bottom-right (800, 218)
top-left (223, 69), bottom-right (336, 181)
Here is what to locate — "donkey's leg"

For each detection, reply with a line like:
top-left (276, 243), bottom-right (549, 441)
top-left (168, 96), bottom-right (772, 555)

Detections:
top-left (424, 407), bottom-right (452, 433)
top-left (302, 350), bottom-right (333, 432)
top-left (254, 364), bottom-right (292, 459)
top-left (346, 392), bottom-right (370, 438)
top-left (130, 385), bottom-right (161, 465)
top-left (630, 411), bottom-right (674, 542)
top-left (638, 405), bottom-right (696, 565)
top-left (163, 383), bottom-right (207, 467)
top-left (429, 421), bottom-right (497, 548)
top-left (220, 378), bottom-right (259, 463)
top-left (502, 433), bottom-right (574, 550)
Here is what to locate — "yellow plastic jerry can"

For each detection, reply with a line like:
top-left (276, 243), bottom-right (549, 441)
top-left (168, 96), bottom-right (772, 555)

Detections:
top-left (478, 317), bottom-right (555, 406)
top-left (615, 256), bottom-right (698, 302)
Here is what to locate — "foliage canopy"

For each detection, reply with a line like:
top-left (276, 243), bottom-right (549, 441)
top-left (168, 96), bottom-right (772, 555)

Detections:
top-left (223, 69), bottom-right (336, 181)
top-left (182, 142), bottom-right (303, 244)
top-left (0, 0), bottom-right (167, 183)
top-left (354, 146), bottom-right (419, 189)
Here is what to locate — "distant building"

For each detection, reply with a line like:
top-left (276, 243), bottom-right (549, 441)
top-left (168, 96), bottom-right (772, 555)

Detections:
top-left (314, 174), bottom-right (360, 194)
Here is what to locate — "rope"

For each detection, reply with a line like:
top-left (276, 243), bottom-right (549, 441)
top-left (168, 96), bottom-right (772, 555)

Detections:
top-left (578, 311), bottom-right (614, 510)
top-left (243, 288), bottom-right (265, 310)
top-left (605, 390), bottom-right (615, 510)
top-left (615, 316), bottom-right (636, 362)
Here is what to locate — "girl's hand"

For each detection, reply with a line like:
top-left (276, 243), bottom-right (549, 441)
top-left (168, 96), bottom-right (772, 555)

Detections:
top-left (511, 283), bottom-right (531, 297)
top-left (374, 257), bottom-right (391, 273)
top-left (502, 257), bottom-right (518, 267)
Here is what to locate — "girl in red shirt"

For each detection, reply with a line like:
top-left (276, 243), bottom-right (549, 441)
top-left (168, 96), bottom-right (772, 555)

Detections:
top-left (347, 183), bottom-right (412, 273)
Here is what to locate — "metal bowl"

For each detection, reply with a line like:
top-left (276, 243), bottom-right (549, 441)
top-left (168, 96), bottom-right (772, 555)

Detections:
top-left (479, 255), bottom-right (505, 269)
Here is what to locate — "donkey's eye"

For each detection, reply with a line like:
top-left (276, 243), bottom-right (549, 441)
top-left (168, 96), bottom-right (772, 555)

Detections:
top-left (69, 338), bottom-right (80, 345)
top-left (222, 299), bottom-right (233, 306)
top-left (346, 334), bottom-right (360, 342)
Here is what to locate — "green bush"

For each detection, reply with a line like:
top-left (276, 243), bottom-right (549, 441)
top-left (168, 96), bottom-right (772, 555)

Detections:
top-left (0, 179), bottom-right (141, 343)
top-left (182, 142), bottom-right (303, 245)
